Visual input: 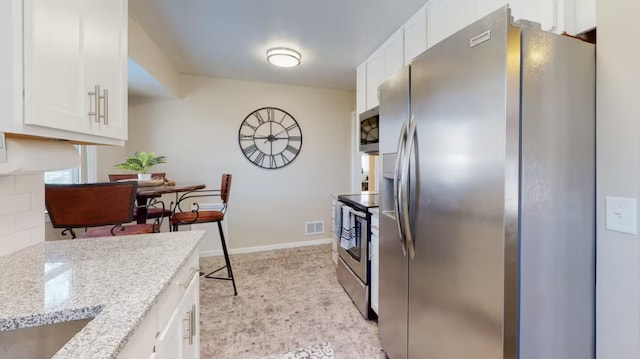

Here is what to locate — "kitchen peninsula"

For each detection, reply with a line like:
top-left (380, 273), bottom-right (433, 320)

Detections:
top-left (0, 230), bottom-right (204, 359)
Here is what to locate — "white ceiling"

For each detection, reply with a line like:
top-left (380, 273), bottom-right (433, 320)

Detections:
top-left (128, 0), bottom-right (429, 91)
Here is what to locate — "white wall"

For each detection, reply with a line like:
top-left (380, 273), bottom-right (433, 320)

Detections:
top-left (101, 75), bottom-right (354, 251)
top-left (597, 0), bottom-right (640, 357)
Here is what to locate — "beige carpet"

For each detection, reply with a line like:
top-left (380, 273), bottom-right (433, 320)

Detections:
top-left (261, 342), bottom-right (335, 359)
top-left (198, 244), bottom-right (385, 359)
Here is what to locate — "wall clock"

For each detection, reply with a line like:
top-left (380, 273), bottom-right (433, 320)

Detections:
top-left (238, 107), bottom-right (303, 169)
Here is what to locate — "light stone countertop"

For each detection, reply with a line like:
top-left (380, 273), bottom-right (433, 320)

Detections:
top-left (0, 230), bottom-right (205, 359)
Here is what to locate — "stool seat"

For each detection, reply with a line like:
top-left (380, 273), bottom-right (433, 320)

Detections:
top-left (171, 210), bottom-right (224, 224)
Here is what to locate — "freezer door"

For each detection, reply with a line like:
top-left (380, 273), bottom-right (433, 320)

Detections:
top-left (408, 7), bottom-right (519, 359)
top-left (378, 67), bottom-right (411, 359)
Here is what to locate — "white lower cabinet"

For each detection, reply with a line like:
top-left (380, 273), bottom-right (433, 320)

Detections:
top-left (118, 252), bottom-right (200, 359)
top-left (370, 212), bottom-right (379, 315)
top-left (156, 269), bottom-right (199, 359)
top-left (331, 197), bottom-right (339, 264)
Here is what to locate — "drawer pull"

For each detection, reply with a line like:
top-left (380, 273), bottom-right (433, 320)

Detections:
top-left (182, 305), bottom-right (196, 345)
top-left (181, 267), bottom-right (199, 287)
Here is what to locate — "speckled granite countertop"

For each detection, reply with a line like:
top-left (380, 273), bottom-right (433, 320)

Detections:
top-left (0, 230), bottom-right (204, 359)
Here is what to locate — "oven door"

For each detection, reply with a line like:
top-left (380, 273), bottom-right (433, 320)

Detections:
top-left (337, 209), bottom-right (369, 284)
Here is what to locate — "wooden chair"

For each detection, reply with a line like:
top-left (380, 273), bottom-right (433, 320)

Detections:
top-left (170, 174), bottom-right (237, 295)
top-left (108, 173), bottom-right (172, 226)
top-left (45, 182), bottom-right (158, 239)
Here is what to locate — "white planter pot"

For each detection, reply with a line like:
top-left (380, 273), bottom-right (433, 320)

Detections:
top-left (138, 173), bottom-right (152, 181)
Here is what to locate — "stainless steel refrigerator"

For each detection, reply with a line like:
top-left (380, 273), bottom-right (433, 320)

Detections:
top-left (378, 6), bottom-right (595, 359)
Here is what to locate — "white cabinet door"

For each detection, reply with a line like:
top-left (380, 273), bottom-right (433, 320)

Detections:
top-left (476, 0), bottom-right (508, 19)
top-left (23, 0), bottom-right (88, 134)
top-left (383, 28), bottom-right (404, 79)
top-left (356, 62), bottom-right (367, 115)
top-left (428, 0), bottom-right (476, 48)
top-left (180, 274), bottom-right (199, 359)
top-left (403, 4), bottom-right (428, 65)
top-left (366, 49), bottom-right (384, 110)
top-left (510, 0), bottom-right (561, 32)
top-left (156, 263), bottom-right (199, 359)
top-left (370, 216), bottom-right (379, 315)
top-left (566, 0), bottom-right (596, 35)
top-left (1, 0), bottom-right (127, 145)
top-left (84, 0), bottom-right (127, 140)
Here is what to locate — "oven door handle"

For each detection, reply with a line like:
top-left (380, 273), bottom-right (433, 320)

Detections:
top-left (394, 120), bottom-right (408, 256)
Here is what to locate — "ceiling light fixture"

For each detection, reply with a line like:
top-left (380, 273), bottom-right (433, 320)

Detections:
top-left (266, 47), bottom-right (301, 68)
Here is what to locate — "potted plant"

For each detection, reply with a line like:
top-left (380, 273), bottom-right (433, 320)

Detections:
top-left (115, 151), bottom-right (167, 180)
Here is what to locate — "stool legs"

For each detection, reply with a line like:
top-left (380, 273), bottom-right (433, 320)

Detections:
top-left (202, 221), bottom-right (237, 296)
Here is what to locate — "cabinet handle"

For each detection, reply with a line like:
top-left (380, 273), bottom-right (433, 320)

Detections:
top-left (182, 311), bottom-right (192, 343)
top-left (103, 89), bottom-right (109, 125)
top-left (182, 306), bottom-right (196, 345)
top-left (98, 88), bottom-right (106, 124)
top-left (88, 85), bottom-right (100, 122)
top-left (181, 267), bottom-right (199, 287)
top-left (191, 304), bottom-right (196, 344)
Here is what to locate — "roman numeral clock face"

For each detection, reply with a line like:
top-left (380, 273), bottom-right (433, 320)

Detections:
top-left (238, 107), bottom-right (303, 169)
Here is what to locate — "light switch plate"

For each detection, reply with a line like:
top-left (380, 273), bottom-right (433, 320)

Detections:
top-left (605, 196), bottom-right (637, 235)
top-left (0, 132), bottom-right (6, 163)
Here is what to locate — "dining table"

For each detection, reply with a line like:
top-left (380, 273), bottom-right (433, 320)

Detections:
top-left (135, 183), bottom-right (206, 224)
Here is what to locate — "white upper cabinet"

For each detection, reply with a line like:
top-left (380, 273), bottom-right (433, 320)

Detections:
top-left (83, 0), bottom-right (128, 139)
top-left (23, 0), bottom-right (87, 134)
top-left (404, 4), bottom-right (428, 66)
top-left (470, 0), bottom-right (570, 34)
top-left (366, 28), bottom-right (403, 111)
top-left (366, 49), bottom-right (385, 110)
top-left (356, 0), bottom-right (583, 115)
top-left (356, 63), bottom-right (367, 115)
top-left (565, 0), bottom-right (596, 35)
top-left (383, 28), bottom-right (404, 79)
top-left (1, 0), bottom-right (128, 145)
top-left (508, 0), bottom-right (562, 32)
top-left (428, 0), bottom-right (476, 47)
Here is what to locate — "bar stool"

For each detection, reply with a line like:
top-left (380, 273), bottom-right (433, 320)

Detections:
top-left (170, 174), bottom-right (237, 296)
top-left (45, 182), bottom-right (158, 239)
top-left (108, 173), bottom-right (172, 227)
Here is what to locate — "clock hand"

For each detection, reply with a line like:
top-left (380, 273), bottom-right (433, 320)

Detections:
top-left (263, 129), bottom-right (291, 144)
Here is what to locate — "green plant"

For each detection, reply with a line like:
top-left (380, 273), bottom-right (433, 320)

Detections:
top-left (114, 151), bottom-right (167, 174)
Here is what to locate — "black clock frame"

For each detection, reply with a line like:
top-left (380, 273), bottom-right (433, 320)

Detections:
top-left (238, 107), bottom-right (303, 169)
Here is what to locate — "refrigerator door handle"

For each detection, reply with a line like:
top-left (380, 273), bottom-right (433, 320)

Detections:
top-left (394, 120), bottom-right (408, 256)
top-left (402, 115), bottom-right (417, 259)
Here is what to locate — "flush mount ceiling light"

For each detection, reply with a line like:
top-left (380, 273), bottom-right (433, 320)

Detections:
top-left (266, 47), bottom-right (301, 68)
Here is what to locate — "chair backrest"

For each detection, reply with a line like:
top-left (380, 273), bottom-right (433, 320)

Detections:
top-left (45, 182), bottom-right (138, 229)
top-left (108, 173), bottom-right (166, 181)
top-left (220, 174), bottom-right (232, 204)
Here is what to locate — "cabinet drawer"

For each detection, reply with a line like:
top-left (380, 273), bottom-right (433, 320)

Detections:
top-left (155, 251), bottom-right (199, 332)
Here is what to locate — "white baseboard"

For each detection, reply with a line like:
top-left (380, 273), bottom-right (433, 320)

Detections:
top-left (199, 238), bottom-right (333, 258)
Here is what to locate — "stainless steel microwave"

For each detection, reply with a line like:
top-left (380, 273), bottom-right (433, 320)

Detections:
top-left (359, 107), bottom-right (379, 153)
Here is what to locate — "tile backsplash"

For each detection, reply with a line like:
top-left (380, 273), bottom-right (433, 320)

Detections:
top-left (0, 173), bottom-right (45, 256)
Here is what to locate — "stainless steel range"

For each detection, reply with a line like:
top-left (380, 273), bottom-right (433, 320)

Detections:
top-left (336, 193), bottom-right (378, 319)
